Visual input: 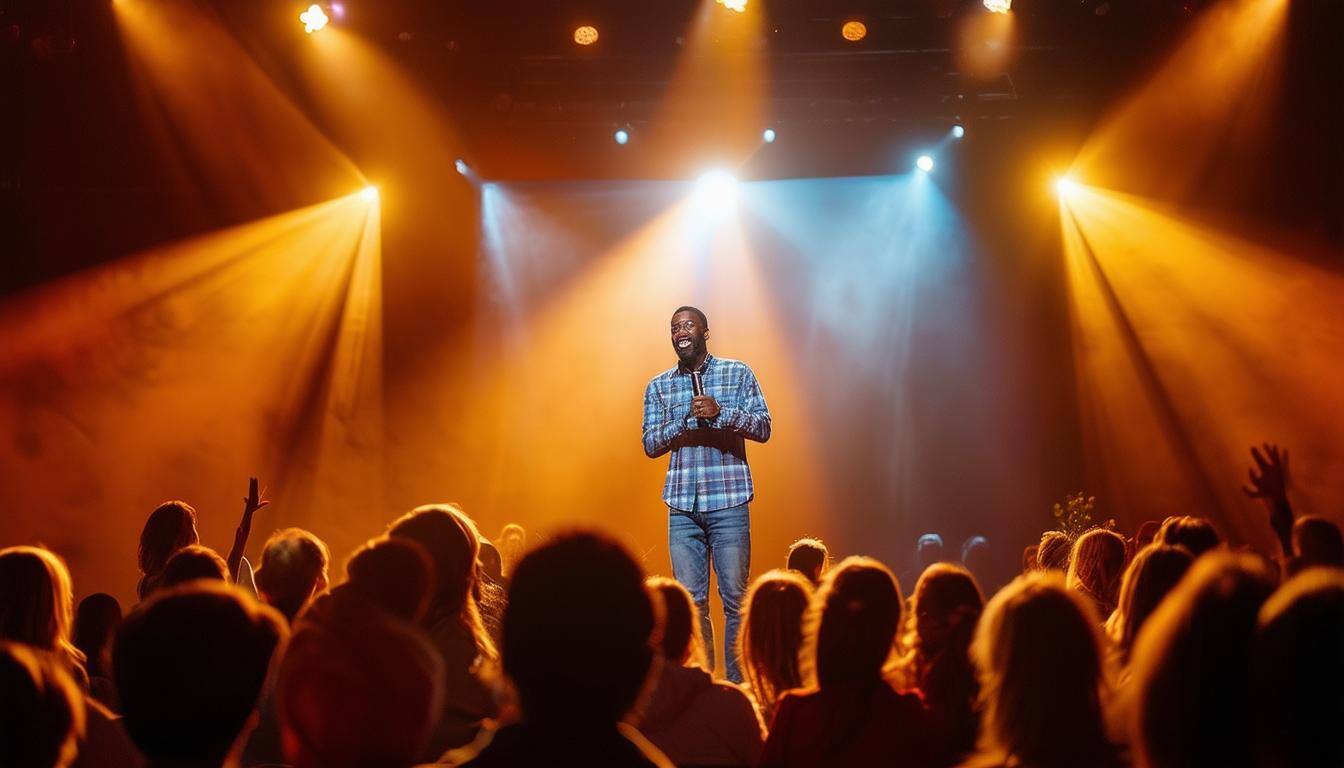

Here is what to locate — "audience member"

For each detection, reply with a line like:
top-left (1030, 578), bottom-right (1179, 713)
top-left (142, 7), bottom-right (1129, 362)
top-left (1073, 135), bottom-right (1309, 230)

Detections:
top-left (1129, 551), bottom-right (1277, 768)
top-left (497, 523), bottom-right (526, 577)
top-left (760, 556), bottom-right (932, 768)
top-left (1252, 568), bottom-right (1344, 768)
top-left (475, 539), bottom-right (508, 644)
top-left (1020, 544), bottom-right (1038, 574)
top-left (388, 504), bottom-right (500, 759)
top-left (1134, 520), bottom-right (1161, 550)
top-left (1034, 531), bottom-right (1070, 572)
top-left (0, 546), bottom-right (88, 681)
top-left (343, 536), bottom-right (435, 623)
top-left (254, 528), bottom-right (330, 623)
top-left (0, 641), bottom-right (85, 768)
top-left (73, 593), bottom-right (122, 711)
top-left (639, 577), bottom-right (765, 766)
top-left (960, 536), bottom-right (992, 590)
top-left (785, 538), bottom-right (829, 585)
top-left (113, 582), bottom-right (286, 768)
top-left (737, 569), bottom-right (813, 725)
top-left (1290, 515), bottom-right (1344, 573)
top-left (137, 501), bottom-right (200, 600)
top-left (278, 591), bottom-right (445, 768)
top-left (1066, 528), bottom-right (1127, 620)
top-left (478, 539), bottom-right (505, 586)
top-left (1107, 544), bottom-right (1193, 665)
top-left (159, 545), bottom-right (229, 589)
top-left (892, 563), bottom-right (984, 767)
top-left (465, 531), bottom-right (672, 767)
top-left (1154, 515), bottom-right (1220, 557)
top-left (965, 573), bottom-right (1122, 768)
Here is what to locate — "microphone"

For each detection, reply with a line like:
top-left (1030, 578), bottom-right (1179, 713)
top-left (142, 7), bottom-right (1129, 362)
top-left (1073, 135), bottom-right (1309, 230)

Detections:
top-left (691, 371), bottom-right (705, 397)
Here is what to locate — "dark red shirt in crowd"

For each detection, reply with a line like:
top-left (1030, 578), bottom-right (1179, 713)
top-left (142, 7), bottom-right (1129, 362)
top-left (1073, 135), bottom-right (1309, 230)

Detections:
top-left (759, 682), bottom-right (934, 768)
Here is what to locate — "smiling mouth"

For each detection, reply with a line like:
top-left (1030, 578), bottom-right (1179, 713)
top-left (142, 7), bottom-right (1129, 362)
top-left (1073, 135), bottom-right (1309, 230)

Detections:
top-left (676, 338), bottom-right (693, 351)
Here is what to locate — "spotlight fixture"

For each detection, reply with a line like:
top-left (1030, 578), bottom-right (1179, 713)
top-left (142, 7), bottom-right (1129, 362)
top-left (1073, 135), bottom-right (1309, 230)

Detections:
top-left (359, 185), bottom-right (379, 202)
top-left (841, 20), bottom-right (867, 41)
top-left (455, 159), bottom-right (470, 175)
top-left (715, 0), bottom-right (748, 13)
top-left (1054, 175), bottom-right (1078, 197)
top-left (762, 128), bottom-right (777, 144)
top-left (300, 4), bottom-right (329, 34)
top-left (574, 25), bottom-right (599, 46)
top-left (916, 155), bottom-right (935, 172)
top-left (951, 124), bottom-right (965, 139)
top-left (614, 128), bottom-right (630, 145)
top-left (697, 169), bottom-right (739, 208)
top-left (983, 0), bottom-right (1012, 13)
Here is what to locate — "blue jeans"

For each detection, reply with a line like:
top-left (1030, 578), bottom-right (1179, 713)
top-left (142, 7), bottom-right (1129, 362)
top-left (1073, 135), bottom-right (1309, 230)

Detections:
top-left (668, 504), bottom-right (751, 683)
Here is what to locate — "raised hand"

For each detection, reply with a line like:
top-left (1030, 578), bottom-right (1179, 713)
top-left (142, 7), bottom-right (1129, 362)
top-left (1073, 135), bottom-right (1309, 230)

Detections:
top-left (227, 476), bottom-right (270, 581)
top-left (243, 477), bottom-right (270, 519)
top-left (1242, 443), bottom-right (1293, 556)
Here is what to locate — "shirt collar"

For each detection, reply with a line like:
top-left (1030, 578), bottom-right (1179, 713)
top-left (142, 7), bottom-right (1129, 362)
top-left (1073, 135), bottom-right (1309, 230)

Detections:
top-left (677, 352), bottom-right (714, 375)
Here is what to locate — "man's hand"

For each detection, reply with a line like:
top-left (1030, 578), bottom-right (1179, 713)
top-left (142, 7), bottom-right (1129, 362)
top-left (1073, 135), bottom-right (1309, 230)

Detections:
top-left (242, 477), bottom-right (270, 520)
top-left (228, 477), bottom-right (270, 582)
top-left (691, 395), bottom-right (721, 420)
top-left (1243, 443), bottom-right (1293, 554)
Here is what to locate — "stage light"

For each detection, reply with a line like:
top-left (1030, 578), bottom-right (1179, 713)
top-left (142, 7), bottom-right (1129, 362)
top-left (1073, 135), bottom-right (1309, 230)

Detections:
top-left (916, 155), bottom-right (935, 172)
top-left (574, 25), bottom-right (599, 46)
top-left (762, 128), bottom-right (776, 144)
top-left (1055, 175), bottom-right (1078, 197)
top-left (842, 21), bottom-right (867, 42)
top-left (614, 128), bottom-right (629, 145)
top-left (359, 185), bottom-right (378, 202)
top-left (984, 0), bottom-right (1012, 12)
top-left (952, 124), bottom-right (965, 139)
top-left (329, 2), bottom-right (345, 19)
top-left (697, 169), bottom-right (739, 207)
top-left (715, 0), bottom-right (748, 13)
top-left (300, 4), bottom-right (329, 34)
top-left (455, 159), bottom-right (470, 175)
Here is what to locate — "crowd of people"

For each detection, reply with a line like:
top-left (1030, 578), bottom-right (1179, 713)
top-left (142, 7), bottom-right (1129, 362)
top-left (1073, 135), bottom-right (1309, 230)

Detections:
top-left (1, 443), bottom-right (1342, 768)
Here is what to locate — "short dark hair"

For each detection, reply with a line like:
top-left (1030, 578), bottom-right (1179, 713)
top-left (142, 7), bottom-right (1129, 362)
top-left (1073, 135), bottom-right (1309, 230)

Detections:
top-left (786, 538), bottom-right (829, 584)
top-left (0, 642), bottom-right (84, 768)
top-left (1156, 516), bottom-right (1221, 557)
top-left (672, 306), bottom-right (708, 329)
top-left (114, 582), bottom-right (286, 764)
top-left (255, 528), bottom-right (330, 622)
top-left (160, 545), bottom-right (229, 589)
top-left (503, 531), bottom-right (655, 725)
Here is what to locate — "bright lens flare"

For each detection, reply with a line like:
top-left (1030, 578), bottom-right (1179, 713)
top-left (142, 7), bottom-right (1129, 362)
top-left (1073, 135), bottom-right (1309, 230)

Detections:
top-left (715, 0), bottom-right (748, 13)
top-left (574, 25), bottom-right (599, 46)
top-left (359, 185), bottom-right (378, 202)
top-left (842, 21), bottom-right (867, 41)
top-left (916, 155), bottom-right (935, 173)
top-left (1055, 176), bottom-right (1078, 197)
top-left (300, 4), bottom-right (329, 34)
top-left (696, 169), bottom-right (739, 210)
top-left (984, 0), bottom-right (1012, 13)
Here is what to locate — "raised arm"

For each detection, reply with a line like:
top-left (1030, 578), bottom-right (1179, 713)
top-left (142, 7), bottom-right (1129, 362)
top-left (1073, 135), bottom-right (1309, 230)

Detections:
top-left (1242, 443), bottom-right (1294, 560)
top-left (643, 380), bottom-right (689, 458)
top-left (713, 366), bottom-right (771, 443)
top-left (226, 477), bottom-right (269, 581)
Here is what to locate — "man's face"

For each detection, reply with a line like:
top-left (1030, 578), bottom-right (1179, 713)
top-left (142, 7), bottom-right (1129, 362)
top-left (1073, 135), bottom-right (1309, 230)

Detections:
top-left (670, 310), bottom-right (708, 363)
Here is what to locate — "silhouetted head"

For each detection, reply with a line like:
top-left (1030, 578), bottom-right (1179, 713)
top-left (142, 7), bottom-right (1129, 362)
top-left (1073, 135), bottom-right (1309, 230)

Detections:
top-left (911, 563), bottom-right (984, 656)
top-left (1130, 551), bottom-right (1277, 768)
top-left (497, 524), bottom-right (526, 576)
top-left (671, 306), bottom-right (710, 366)
top-left (73, 593), bottom-right (122, 677)
top-left (1067, 529), bottom-right (1128, 618)
top-left (1036, 531), bottom-right (1071, 571)
top-left (389, 505), bottom-right (479, 621)
top-left (114, 582), bottom-right (286, 767)
top-left (738, 569), bottom-right (813, 722)
top-left (786, 538), bottom-right (829, 585)
top-left (973, 573), bottom-right (1116, 768)
top-left (1022, 544), bottom-right (1039, 573)
top-left (343, 537), bottom-right (435, 624)
top-left (255, 528), bottom-right (330, 623)
top-left (1253, 568), bottom-right (1344, 768)
top-left (1111, 544), bottom-right (1193, 661)
top-left (160, 545), bottom-right (229, 589)
top-left (502, 531), bottom-right (656, 727)
top-left (647, 576), bottom-right (707, 669)
top-left (279, 595), bottom-right (444, 768)
top-left (0, 642), bottom-right (85, 768)
top-left (138, 501), bottom-right (200, 599)
top-left (1155, 515), bottom-right (1221, 557)
top-left (0, 546), bottom-right (81, 670)
top-left (961, 536), bottom-right (991, 580)
top-left (1135, 520), bottom-right (1162, 549)
top-left (477, 539), bottom-right (504, 586)
top-left (804, 556), bottom-right (903, 691)
top-left (1292, 516), bottom-right (1344, 570)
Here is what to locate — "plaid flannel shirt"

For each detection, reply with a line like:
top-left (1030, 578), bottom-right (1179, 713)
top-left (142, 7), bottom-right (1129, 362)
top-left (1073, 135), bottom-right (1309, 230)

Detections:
top-left (642, 353), bottom-right (771, 512)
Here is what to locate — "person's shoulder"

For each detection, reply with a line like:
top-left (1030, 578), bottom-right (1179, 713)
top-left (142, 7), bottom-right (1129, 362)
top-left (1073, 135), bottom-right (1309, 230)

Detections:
top-left (712, 357), bottom-right (759, 378)
top-left (648, 366), bottom-right (680, 387)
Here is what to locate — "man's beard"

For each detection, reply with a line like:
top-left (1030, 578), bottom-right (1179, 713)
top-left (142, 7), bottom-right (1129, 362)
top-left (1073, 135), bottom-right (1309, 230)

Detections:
top-left (677, 338), bottom-right (704, 363)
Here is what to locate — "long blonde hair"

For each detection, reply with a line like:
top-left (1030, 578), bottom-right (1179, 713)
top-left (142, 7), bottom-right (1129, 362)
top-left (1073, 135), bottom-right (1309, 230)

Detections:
top-left (0, 546), bottom-right (87, 676)
top-left (737, 569), bottom-right (813, 722)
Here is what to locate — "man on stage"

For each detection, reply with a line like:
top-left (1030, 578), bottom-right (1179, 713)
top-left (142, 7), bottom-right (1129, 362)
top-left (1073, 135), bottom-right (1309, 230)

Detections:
top-left (642, 306), bottom-right (771, 683)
